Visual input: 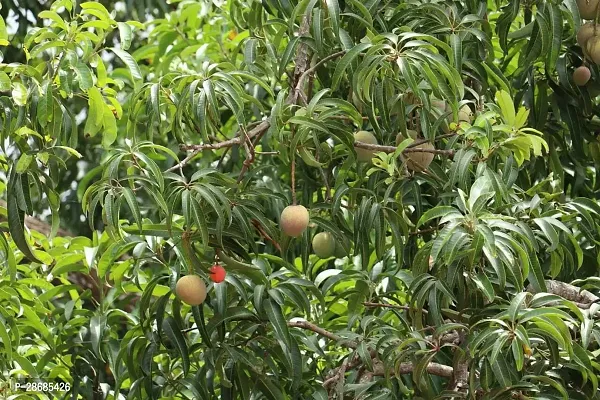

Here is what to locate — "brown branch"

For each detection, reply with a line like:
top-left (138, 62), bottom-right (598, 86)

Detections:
top-left (407, 132), bottom-right (458, 148)
top-left (237, 126), bottom-right (256, 183)
top-left (179, 120), bottom-right (271, 152)
top-left (287, 320), bottom-right (342, 343)
top-left (287, 319), bottom-right (358, 349)
top-left (251, 219), bottom-right (282, 253)
top-left (324, 357), bottom-right (454, 388)
top-left (165, 149), bottom-right (201, 173)
top-left (287, 13), bottom-right (312, 105)
top-left (177, 124), bottom-right (455, 173)
top-left (362, 301), bottom-right (429, 314)
top-left (329, 115), bottom-right (373, 121)
top-left (373, 360), bottom-right (454, 379)
top-left (0, 200), bottom-right (103, 303)
top-left (286, 13), bottom-right (313, 203)
top-left (447, 331), bottom-right (469, 393)
top-left (527, 280), bottom-right (600, 308)
top-left (354, 141), bottom-right (456, 157)
top-left (0, 200), bottom-right (71, 237)
top-left (409, 227), bottom-right (438, 236)
top-left (181, 137), bottom-right (456, 161)
top-left (294, 50), bottom-right (346, 96)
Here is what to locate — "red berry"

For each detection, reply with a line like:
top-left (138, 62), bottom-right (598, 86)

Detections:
top-left (209, 264), bottom-right (226, 283)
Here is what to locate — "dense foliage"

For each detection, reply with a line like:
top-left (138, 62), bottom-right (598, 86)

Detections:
top-left (1, 0), bottom-right (600, 399)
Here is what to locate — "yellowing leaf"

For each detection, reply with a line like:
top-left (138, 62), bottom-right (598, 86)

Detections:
top-left (514, 106), bottom-right (529, 129)
top-left (495, 90), bottom-right (516, 128)
top-left (107, 96), bottom-right (123, 118)
top-left (92, 54), bottom-right (107, 87)
top-left (84, 87), bottom-right (104, 137)
top-left (526, 134), bottom-right (549, 157)
top-left (16, 153), bottom-right (33, 173)
top-left (102, 103), bottom-right (117, 148)
top-left (80, 2), bottom-right (112, 21)
top-left (0, 16), bottom-right (8, 46)
top-left (12, 82), bottom-right (28, 106)
top-left (38, 10), bottom-right (68, 31)
top-left (15, 126), bottom-right (43, 140)
top-left (0, 71), bottom-right (11, 91)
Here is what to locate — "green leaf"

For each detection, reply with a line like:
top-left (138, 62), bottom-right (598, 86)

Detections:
top-left (15, 153), bottom-right (33, 174)
top-left (102, 103), bottom-right (118, 147)
top-left (507, 292), bottom-right (529, 323)
top-left (332, 43), bottom-right (370, 90)
top-left (0, 318), bottom-right (12, 361)
top-left (546, 4), bottom-right (562, 74)
top-left (72, 60), bottom-right (93, 90)
top-left (110, 47), bottom-right (143, 82)
top-left (122, 187), bottom-right (142, 232)
top-left (90, 314), bottom-right (106, 358)
top-left (0, 15), bottom-right (9, 46)
top-left (14, 355), bottom-right (39, 378)
top-left (495, 90), bottom-right (515, 127)
top-left (80, 2), bottom-right (112, 20)
top-left (473, 271), bottom-right (495, 303)
top-left (263, 298), bottom-right (291, 348)
top-left (278, 36), bottom-right (300, 79)
top-left (38, 10), bottom-right (68, 30)
top-left (118, 22), bottom-right (133, 51)
top-left (7, 174), bottom-right (42, 264)
top-left (450, 33), bottom-right (462, 73)
top-left (325, 0), bottom-right (340, 38)
top-left (0, 71), bottom-right (10, 91)
top-left (162, 316), bottom-right (190, 376)
top-left (533, 218), bottom-right (559, 251)
top-left (97, 240), bottom-right (140, 277)
top-left (254, 375), bottom-right (285, 400)
top-left (84, 86), bottom-right (104, 137)
top-left (0, 233), bottom-right (17, 281)
top-left (417, 206), bottom-right (461, 227)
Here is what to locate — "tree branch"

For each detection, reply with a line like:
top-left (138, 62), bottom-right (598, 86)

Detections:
top-left (354, 141), bottom-right (456, 156)
top-left (287, 13), bottom-right (312, 105)
top-left (407, 132), bottom-right (458, 148)
top-left (363, 301), bottom-right (429, 314)
top-left (180, 136), bottom-right (456, 162)
top-left (324, 357), bottom-right (454, 388)
top-left (287, 320), bottom-right (357, 348)
top-left (527, 279), bottom-right (600, 308)
top-left (294, 50), bottom-right (346, 96)
top-left (178, 120), bottom-right (271, 152)
top-left (252, 219), bottom-right (281, 253)
top-left (0, 200), bottom-right (103, 302)
top-left (373, 360), bottom-right (454, 378)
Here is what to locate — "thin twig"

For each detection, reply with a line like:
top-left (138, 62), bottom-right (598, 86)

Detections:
top-left (354, 141), bottom-right (456, 156)
top-left (407, 132), bottom-right (458, 148)
top-left (252, 219), bottom-right (282, 253)
top-left (291, 149), bottom-right (297, 204)
top-left (287, 320), bottom-right (341, 342)
top-left (166, 150), bottom-right (201, 173)
top-left (178, 120), bottom-right (270, 152)
top-left (409, 227), bottom-right (438, 236)
top-left (237, 127), bottom-right (255, 183)
top-left (362, 302), bottom-right (429, 314)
